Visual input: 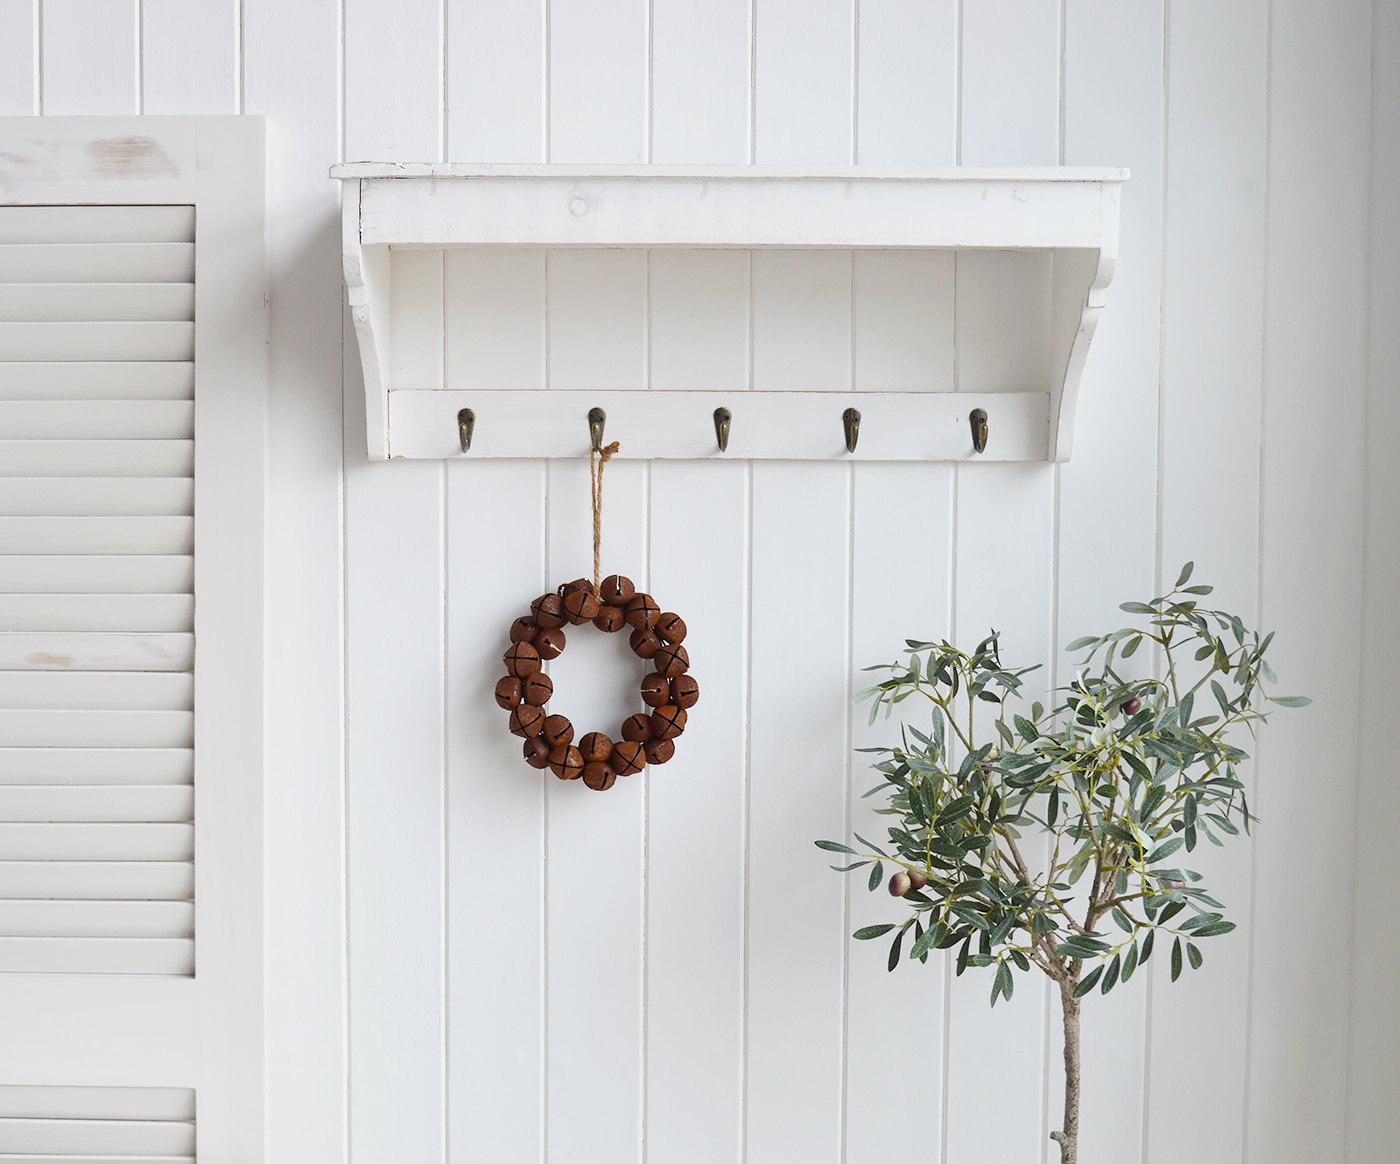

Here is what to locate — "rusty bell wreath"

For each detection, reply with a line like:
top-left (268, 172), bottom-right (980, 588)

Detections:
top-left (496, 574), bottom-right (698, 790)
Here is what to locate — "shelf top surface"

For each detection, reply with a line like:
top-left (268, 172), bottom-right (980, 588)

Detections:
top-left (331, 162), bottom-right (1129, 182)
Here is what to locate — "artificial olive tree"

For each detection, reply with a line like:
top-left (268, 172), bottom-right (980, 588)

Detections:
top-left (818, 565), bottom-right (1307, 1164)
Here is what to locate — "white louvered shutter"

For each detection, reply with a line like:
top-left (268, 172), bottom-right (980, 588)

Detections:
top-left (0, 205), bottom-right (195, 976)
top-left (0, 116), bottom-right (264, 1162)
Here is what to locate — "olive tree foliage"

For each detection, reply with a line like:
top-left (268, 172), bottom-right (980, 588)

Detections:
top-left (817, 564), bottom-right (1308, 1163)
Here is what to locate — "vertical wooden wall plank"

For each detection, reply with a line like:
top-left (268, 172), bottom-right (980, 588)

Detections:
top-left (346, 252), bottom-right (447, 1164)
top-left (844, 250), bottom-right (955, 1164)
top-left (1056, 5), bottom-right (1165, 1162)
top-left (651, 0), bottom-right (750, 163)
top-left (754, 0), bottom-right (853, 164)
top-left (1149, 4), bottom-right (1268, 1162)
top-left (441, 220), bottom-right (549, 1164)
top-left (644, 27), bottom-right (751, 1153)
top-left (746, 247), bottom-right (851, 1162)
top-left (445, 250), bottom-right (546, 387)
top-left (1348, 1), bottom-right (1400, 1157)
top-left (443, 251), bottom-right (548, 1160)
top-left (746, 462), bottom-right (849, 1164)
top-left (945, 494), bottom-right (1054, 1164)
top-left (446, 0), bottom-right (545, 161)
top-left (242, 0), bottom-right (350, 1158)
top-left (1250, 1), bottom-right (1372, 1160)
top-left (856, 0), bottom-right (957, 164)
top-left (547, 250), bottom-right (648, 393)
top-left (747, 12), bottom-right (855, 1153)
top-left (949, 14), bottom-right (1063, 1158)
top-left (445, 452), bottom-right (547, 1162)
top-left (141, 0), bottom-right (237, 115)
top-left (549, 0), bottom-right (646, 162)
top-left (390, 249), bottom-right (445, 389)
top-left (750, 252), bottom-right (851, 392)
top-left (0, 0), bottom-right (37, 115)
top-left (40, 0), bottom-right (137, 115)
top-left (947, 264), bottom-right (1054, 1162)
top-left (344, 4), bottom-right (448, 1161)
top-left (544, 247), bottom-right (649, 1164)
top-left (959, 0), bottom-right (1060, 165)
top-left (345, 0), bottom-right (441, 161)
top-left (645, 250), bottom-right (749, 1164)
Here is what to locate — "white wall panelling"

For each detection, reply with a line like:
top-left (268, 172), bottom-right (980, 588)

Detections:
top-left (1350, 1), bottom-right (1400, 1160)
top-left (4, 5), bottom-right (1395, 1164)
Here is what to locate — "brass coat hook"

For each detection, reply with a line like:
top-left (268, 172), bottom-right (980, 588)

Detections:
top-left (843, 407), bottom-right (861, 453)
top-left (458, 408), bottom-right (475, 453)
top-left (969, 408), bottom-right (988, 454)
top-left (713, 407), bottom-right (731, 452)
top-left (588, 407), bottom-right (607, 451)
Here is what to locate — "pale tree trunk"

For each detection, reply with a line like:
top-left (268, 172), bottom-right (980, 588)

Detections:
top-left (1050, 974), bottom-right (1081, 1164)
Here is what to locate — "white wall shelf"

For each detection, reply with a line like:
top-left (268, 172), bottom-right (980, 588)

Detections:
top-left (332, 164), bottom-right (1126, 462)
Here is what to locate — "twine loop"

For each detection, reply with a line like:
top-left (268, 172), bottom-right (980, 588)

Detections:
top-left (590, 440), bottom-right (620, 597)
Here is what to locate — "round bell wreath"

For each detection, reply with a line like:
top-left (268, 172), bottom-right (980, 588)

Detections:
top-left (495, 573), bottom-right (699, 791)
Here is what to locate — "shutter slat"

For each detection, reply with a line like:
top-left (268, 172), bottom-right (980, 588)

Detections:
top-left (0, 595), bottom-right (192, 633)
top-left (0, 710), bottom-right (193, 749)
top-left (0, 284), bottom-right (194, 322)
top-left (0, 1118), bottom-right (194, 1153)
top-left (0, 901), bottom-right (191, 938)
top-left (0, 633), bottom-right (193, 671)
top-left (0, 478), bottom-right (192, 517)
top-left (0, 937), bottom-right (193, 975)
top-left (0, 823), bottom-right (193, 861)
top-left (0, 441), bottom-right (192, 477)
top-left (0, 244), bottom-right (195, 284)
top-left (0, 517), bottom-right (193, 556)
top-left (0, 1085), bottom-right (193, 1122)
top-left (0, 362), bottom-right (192, 401)
top-left (0, 786), bottom-right (192, 822)
top-left (0, 401), bottom-right (193, 440)
top-left (0, 1156), bottom-right (193, 1163)
top-left (0, 748), bottom-right (192, 784)
top-left (0, 862), bottom-right (192, 899)
top-left (0, 557), bottom-right (192, 594)
top-left (0, 323), bottom-right (194, 362)
top-left (0, 672), bottom-right (191, 711)
top-left (0, 206), bottom-right (194, 244)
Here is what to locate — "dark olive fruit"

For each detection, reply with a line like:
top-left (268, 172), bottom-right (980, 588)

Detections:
top-left (906, 869), bottom-right (928, 892)
top-left (888, 871), bottom-right (912, 897)
top-left (1122, 696), bottom-right (1143, 716)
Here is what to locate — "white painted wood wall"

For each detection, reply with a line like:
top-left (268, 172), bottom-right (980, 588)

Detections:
top-left (1, 2), bottom-right (1395, 1162)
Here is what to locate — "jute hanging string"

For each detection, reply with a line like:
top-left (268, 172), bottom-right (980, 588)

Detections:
top-left (493, 438), bottom-right (700, 791)
top-left (590, 438), bottom-right (620, 598)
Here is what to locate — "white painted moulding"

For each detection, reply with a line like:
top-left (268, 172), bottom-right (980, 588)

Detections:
top-left (331, 165), bottom-right (1127, 462)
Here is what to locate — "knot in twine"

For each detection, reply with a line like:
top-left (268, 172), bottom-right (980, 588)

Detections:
top-left (590, 440), bottom-right (620, 597)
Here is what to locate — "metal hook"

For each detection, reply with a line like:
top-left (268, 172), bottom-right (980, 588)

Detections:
top-left (713, 407), bottom-right (731, 452)
top-left (969, 408), bottom-right (988, 454)
top-left (588, 407), bottom-right (607, 451)
top-left (843, 407), bottom-right (861, 454)
top-left (458, 408), bottom-right (475, 453)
